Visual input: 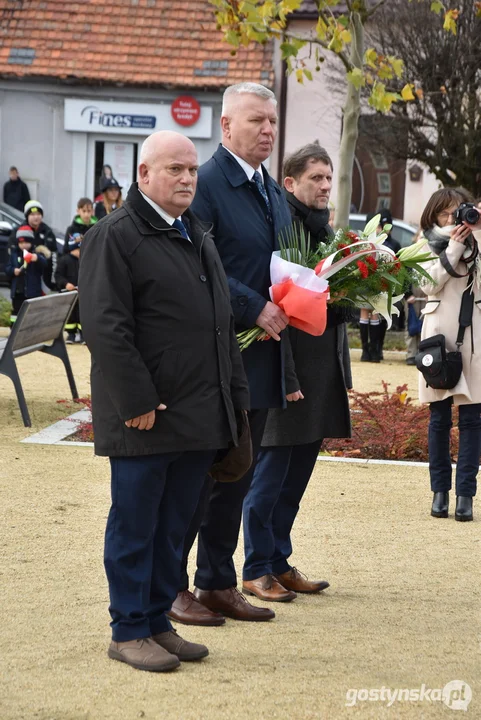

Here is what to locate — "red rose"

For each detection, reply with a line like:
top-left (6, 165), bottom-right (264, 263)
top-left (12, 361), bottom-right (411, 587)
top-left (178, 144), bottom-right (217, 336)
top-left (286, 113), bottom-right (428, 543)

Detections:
top-left (390, 259), bottom-right (402, 275)
top-left (365, 255), bottom-right (378, 272)
top-left (346, 231), bottom-right (359, 241)
top-left (357, 260), bottom-right (369, 279)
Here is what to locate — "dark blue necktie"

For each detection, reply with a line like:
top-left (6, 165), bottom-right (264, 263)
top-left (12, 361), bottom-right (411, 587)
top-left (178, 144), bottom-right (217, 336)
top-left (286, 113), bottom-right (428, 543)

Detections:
top-left (252, 170), bottom-right (272, 222)
top-left (172, 218), bottom-right (189, 240)
top-left (253, 171), bottom-right (271, 210)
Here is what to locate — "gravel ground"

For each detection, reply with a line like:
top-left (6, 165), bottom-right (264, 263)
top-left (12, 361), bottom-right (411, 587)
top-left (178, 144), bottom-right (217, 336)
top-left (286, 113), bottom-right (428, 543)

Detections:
top-left (0, 339), bottom-right (479, 719)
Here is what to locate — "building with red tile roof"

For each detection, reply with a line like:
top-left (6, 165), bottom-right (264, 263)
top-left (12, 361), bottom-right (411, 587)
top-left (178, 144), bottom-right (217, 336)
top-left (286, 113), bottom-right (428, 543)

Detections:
top-left (0, 0), bottom-right (276, 231)
top-left (0, 0), bottom-right (273, 88)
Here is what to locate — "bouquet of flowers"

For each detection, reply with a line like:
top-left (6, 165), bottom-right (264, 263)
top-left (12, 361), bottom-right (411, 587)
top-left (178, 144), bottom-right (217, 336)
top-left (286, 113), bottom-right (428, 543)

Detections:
top-left (237, 214), bottom-right (434, 351)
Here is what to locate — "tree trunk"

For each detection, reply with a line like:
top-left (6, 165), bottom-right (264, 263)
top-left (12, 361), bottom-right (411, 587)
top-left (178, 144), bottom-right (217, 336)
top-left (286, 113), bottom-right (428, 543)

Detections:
top-left (335, 12), bottom-right (364, 229)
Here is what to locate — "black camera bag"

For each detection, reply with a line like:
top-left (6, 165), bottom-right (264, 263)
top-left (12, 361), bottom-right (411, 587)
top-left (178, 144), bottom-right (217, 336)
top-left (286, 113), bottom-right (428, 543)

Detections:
top-left (415, 281), bottom-right (474, 390)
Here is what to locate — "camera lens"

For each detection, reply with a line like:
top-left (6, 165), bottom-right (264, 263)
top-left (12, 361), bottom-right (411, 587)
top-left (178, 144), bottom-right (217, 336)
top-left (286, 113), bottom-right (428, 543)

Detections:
top-left (464, 207), bottom-right (480, 224)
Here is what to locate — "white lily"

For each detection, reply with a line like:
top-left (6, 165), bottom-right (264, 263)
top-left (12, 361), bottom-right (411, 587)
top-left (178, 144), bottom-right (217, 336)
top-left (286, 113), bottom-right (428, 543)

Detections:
top-left (362, 213), bottom-right (381, 237)
top-left (363, 293), bottom-right (404, 329)
top-left (397, 237), bottom-right (431, 261)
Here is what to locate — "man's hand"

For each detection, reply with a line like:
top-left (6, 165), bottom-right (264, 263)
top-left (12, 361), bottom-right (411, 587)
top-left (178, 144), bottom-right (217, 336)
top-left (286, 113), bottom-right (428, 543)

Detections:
top-left (256, 301), bottom-right (289, 341)
top-left (31, 253), bottom-right (38, 262)
top-left (65, 283), bottom-right (77, 291)
top-left (286, 390), bottom-right (304, 402)
top-left (14, 268), bottom-right (22, 276)
top-left (125, 403), bottom-right (167, 431)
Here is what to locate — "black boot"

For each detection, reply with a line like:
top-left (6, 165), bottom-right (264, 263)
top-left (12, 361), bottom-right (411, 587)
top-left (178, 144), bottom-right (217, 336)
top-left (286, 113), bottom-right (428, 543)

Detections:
top-left (368, 323), bottom-right (382, 363)
top-left (455, 496), bottom-right (473, 522)
top-left (431, 491), bottom-right (449, 518)
top-left (379, 319), bottom-right (387, 360)
top-left (360, 323), bottom-right (370, 362)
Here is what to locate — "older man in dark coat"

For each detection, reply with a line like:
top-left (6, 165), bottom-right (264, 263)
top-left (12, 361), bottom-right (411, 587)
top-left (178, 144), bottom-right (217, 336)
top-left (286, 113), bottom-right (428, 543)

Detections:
top-left (242, 142), bottom-right (352, 599)
top-left (79, 130), bottom-right (250, 672)
top-left (167, 83), bottom-right (300, 627)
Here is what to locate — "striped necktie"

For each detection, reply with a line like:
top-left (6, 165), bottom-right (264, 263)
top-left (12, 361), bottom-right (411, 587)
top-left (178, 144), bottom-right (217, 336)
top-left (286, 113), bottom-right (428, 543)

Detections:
top-left (252, 170), bottom-right (271, 217)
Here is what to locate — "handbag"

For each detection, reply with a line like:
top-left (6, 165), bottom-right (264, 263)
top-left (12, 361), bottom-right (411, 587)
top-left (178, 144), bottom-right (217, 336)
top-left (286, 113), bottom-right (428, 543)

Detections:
top-left (415, 281), bottom-right (474, 390)
top-left (407, 303), bottom-right (423, 337)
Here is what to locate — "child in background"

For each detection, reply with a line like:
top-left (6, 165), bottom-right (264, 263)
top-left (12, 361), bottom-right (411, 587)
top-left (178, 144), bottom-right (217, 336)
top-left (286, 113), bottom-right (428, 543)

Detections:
top-left (94, 178), bottom-right (123, 220)
top-left (55, 233), bottom-right (83, 344)
top-left (5, 225), bottom-right (50, 325)
top-left (63, 198), bottom-right (97, 253)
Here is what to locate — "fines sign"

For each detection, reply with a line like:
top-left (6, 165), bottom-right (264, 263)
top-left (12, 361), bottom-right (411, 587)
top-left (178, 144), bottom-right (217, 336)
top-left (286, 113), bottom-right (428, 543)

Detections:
top-left (171, 96), bottom-right (201, 127)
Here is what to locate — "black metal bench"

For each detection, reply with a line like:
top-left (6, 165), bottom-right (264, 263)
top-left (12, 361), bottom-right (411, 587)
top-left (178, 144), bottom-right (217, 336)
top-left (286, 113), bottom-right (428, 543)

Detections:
top-left (0, 292), bottom-right (79, 427)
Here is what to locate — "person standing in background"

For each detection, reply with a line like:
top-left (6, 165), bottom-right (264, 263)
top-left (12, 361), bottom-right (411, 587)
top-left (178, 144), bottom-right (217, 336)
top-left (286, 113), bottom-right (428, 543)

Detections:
top-left (3, 166), bottom-right (30, 211)
top-left (94, 178), bottom-right (123, 220)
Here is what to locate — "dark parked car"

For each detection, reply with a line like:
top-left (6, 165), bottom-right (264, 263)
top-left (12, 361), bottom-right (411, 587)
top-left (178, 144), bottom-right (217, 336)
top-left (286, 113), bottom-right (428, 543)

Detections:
top-left (0, 201), bottom-right (63, 286)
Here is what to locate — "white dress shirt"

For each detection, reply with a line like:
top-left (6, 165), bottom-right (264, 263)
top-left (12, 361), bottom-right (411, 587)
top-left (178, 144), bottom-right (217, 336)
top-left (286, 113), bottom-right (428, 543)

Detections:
top-left (222, 145), bottom-right (264, 184)
top-left (139, 188), bottom-right (191, 241)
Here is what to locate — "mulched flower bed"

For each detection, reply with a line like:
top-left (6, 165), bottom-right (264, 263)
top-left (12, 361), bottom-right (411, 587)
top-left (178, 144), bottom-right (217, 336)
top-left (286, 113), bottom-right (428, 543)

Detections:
top-left (324, 382), bottom-right (458, 463)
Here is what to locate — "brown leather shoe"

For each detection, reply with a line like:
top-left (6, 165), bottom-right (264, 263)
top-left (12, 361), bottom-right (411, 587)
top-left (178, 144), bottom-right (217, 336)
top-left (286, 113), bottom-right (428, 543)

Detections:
top-left (167, 590), bottom-right (225, 627)
top-left (108, 637), bottom-right (180, 672)
top-left (152, 629), bottom-right (209, 661)
top-left (275, 567), bottom-right (330, 594)
top-left (194, 586), bottom-right (275, 621)
top-left (242, 574), bottom-right (297, 602)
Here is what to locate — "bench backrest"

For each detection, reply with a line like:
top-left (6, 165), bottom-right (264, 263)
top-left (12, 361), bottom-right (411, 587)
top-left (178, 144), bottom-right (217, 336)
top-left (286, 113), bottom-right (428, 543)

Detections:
top-left (9, 292), bottom-right (78, 353)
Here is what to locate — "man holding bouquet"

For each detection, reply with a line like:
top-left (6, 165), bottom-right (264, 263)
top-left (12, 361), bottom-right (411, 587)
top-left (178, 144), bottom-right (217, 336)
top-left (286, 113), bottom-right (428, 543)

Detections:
top-left (242, 142), bottom-right (352, 599)
top-left (79, 131), bottom-right (250, 671)
top-left (168, 82), bottom-right (299, 626)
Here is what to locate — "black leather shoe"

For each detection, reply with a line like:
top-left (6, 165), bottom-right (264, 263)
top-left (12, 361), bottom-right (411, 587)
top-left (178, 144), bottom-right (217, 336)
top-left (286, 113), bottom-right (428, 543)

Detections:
top-left (455, 496), bottom-right (473, 522)
top-left (431, 492), bottom-right (449, 518)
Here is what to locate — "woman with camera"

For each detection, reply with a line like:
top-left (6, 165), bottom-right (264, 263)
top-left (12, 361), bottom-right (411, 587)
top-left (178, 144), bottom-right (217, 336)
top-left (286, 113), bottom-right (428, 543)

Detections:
top-left (417, 188), bottom-right (481, 522)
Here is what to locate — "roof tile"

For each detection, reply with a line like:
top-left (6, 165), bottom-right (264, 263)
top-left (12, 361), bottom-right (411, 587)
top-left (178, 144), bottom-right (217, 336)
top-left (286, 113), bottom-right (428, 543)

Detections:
top-left (0, 0), bottom-right (274, 89)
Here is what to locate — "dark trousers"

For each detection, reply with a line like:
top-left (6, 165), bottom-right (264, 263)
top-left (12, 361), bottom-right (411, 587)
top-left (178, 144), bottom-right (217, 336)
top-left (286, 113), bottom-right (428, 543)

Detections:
top-left (428, 399), bottom-right (481, 497)
top-left (105, 450), bottom-right (216, 642)
top-left (243, 439), bottom-right (321, 580)
top-left (10, 293), bottom-right (26, 326)
top-left (187, 408), bottom-right (268, 591)
top-left (65, 302), bottom-right (80, 333)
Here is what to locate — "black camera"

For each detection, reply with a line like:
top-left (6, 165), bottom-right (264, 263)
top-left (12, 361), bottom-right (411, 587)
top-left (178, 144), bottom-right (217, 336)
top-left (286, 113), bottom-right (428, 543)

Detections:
top-left (454, 202), bottom-right (480, 226)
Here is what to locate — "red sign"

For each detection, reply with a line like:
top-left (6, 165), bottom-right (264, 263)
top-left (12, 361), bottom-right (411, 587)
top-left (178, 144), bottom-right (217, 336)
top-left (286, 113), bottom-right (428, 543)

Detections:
top-left (171, 96), bottom-right (201, 127)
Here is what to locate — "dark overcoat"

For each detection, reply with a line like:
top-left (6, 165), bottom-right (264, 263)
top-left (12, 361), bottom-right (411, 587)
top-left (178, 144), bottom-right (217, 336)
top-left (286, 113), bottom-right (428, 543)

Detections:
top-left (262, 191), bottom-right (352, 447)
top-left (79, 183), bottom-right (250, 457)
top-left (191, 145), bottom-right (295, 410)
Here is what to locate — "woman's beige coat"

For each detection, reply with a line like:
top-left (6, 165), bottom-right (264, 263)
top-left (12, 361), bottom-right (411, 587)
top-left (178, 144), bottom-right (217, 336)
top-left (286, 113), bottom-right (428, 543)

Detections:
top-left (419, 229), bottom-right (481, 405)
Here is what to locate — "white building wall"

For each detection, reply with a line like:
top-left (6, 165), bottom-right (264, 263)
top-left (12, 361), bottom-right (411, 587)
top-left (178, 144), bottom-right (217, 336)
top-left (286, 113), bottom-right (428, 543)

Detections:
top-left (0, 81), bottom-right (223, 233)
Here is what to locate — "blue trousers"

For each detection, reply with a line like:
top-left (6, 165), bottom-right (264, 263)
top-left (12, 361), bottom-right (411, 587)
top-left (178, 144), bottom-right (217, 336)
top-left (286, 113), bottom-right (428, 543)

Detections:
top-left (428, 399), bottom-right (481, 497)
top-left (194, 408), bottom-right (268, 590)
top-left (243, 440), bottom-right (321, 581)
top-left (105, 450), bottom-right (216, 642)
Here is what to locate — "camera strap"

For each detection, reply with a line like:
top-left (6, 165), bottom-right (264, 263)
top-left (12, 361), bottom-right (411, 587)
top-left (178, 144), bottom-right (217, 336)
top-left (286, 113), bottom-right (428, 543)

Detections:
top-left (456, 278), bottom-right (475, 347)
top-left (439, 240), bottom-right (478, 278)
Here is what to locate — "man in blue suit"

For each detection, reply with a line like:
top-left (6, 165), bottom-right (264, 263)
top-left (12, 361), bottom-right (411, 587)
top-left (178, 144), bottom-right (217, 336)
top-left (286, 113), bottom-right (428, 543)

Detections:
top-left (168, 83), bottom-right (304, 627)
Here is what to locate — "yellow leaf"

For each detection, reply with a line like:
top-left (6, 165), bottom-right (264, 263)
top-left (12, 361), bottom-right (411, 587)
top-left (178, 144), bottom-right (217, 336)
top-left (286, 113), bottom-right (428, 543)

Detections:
top-left (347, 68), bottom-right (366, 89)
top-left (340, 28), bottom-right (351, 43)
top-left (295, 68), bottom-right (304, 84)
top-left (401, 83), bottom-right (415, 101)
top-left (389, 56), bottom-right (404, 78)
top-left (364, 48), bottom-right (378, 69)
top-left (443, 8), bottom-right (459, 35)
top-left (415, 87), bottom-right (424, 100)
